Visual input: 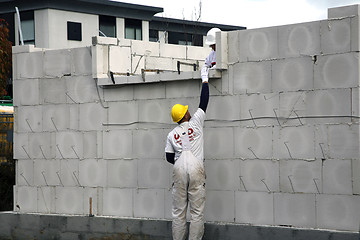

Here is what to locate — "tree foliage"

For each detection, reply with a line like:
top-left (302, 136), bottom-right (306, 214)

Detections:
top-left (0, 19), bottom-right (12, 97)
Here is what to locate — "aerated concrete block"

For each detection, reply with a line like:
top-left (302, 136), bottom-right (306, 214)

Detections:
top-left (204, 127), bottom-right (234, 159)
top-left (353, 159), bottom-right (360, 194)
top-left (323, 159), bottom-right (352, 194)
top-left (314, 125), bottom-right (329, 160)
top-left (314, 52), bottom-right (359, 89)
top-left (279, 91), bottom-right (307, 126)
top-left (234, 127), bottom-right (273, 159)
top-left (66, 76), bottom-right (100, 104)
top-left (16, 160), bottom-right (34, 186)
top-left (71, 47), bottom-right (92, 76)
top-left (103, 85), bottom-right (134, 102)
top-left (44, 49), bottom-right (71, 77)
top-left (274, 125), bottom-right (315, 160)
top-left (79, 103), bottom-right (107, 131)
top-left (134, 189), bottom-right (165, 219)
top-left (165, 80), bottom-right (200, 99)
top-left (14, 133), bottom-right (29, 160)
top-left (228, 30), bottom-right (240, 64)
top-left (328, 124), bottom-right (359, 159)
top-left (232, 61), bottom-right (272, 94)
top-left (239, 160), bottom-right (279, 192)
top-left (186, 45), bottom-right (210, 61)
top-left (55, 187), bottom-right (84, 215)
top-left (235, 191), bottom-right (274, 225)
top-left (305, 89), bottom-right (352, 123)
top-left (91, 45), bottom-right (108, 78)
top-left (328, 4), bottom-right (360, 19)
top-left (107, 159), bottom-right (138, 188)
top-left (206, 96), bottom-right (241, 121)
top-left (39, 78), bottom-right (67, 104)
top-left (239, 93), bottom-right (279, 127)
top-left (108, 101), bottom-right (138, 125)
top-left (274, 193), bottom-right (316, 228)
top-left (15, 106), bottom-right (43, 133)
top-left (205, 160), bottom-right (239, 191)
top-left (15, 186), bottom-right (37, 213)
top-left (103, 130), bottom-right (132, 159)
top-left (238, 27), bottom-right (278, 62)
top-left (131, 54), bottom-right (145, 74)
top-left (272, 57), bottom-right (314, 92)
top-left (42, 104), bottom-right (70, 132)
top-left (205, 190), bottom-right (235, 222)
top-left (79, 159), bottom-right (107, 187)
top-left (28, 132), bottom-right (54, 159)
top-left (320, 18), bottom-right (351, 55)
top-left (160, 44), bottom-right (186, 59)
top-left (131, 40), bottom-right (159, 57)
top-left (102, 188), bottom-right (133, 217)
top-left (138, 158), bottom-right (171, 188)
top-left (109, 46), bottom-right (131, 74)
top-left (352, 87), bottom-right (359, 117)
top-left (13, 79), bottom-right (40, 106)
top-left (145, 56), bottom-right (176, 71)
top-left (55, 131), bottom-right (83, 159)
top-left (83, 132), bottom-right (97, 159)
top-left (37, 187), bottom-right (55, 214)
top-left (133, 129), bottom-right (167, 159)
top-left (216, 31), bottom-right (228, 70)
top-left (278, 21), bottom-right (321, 58)
top-left (279, 159), bottom-right (322, 194)
top-left (134, 82), bottom-right (166, 100)
top-left (14, 51), bottom-right (43, 79)
top-left (34, 159), bottom-right (61, 186)
top-left (316, 194), bottom-right (360, 231)
top-left (138, 100), bottom-right (170, 124)
top-left (60, 159), bottom-right (80, 187)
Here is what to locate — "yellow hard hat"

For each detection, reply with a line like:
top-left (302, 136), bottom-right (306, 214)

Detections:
top-left (171, 104), bottom-right (188, 123)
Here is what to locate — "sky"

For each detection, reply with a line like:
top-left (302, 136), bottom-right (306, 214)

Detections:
top-left (114, 0), bottom-right (360, 29)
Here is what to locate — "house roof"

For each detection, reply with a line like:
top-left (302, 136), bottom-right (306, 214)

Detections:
top-left (0, 0), bottom-right (164, 20)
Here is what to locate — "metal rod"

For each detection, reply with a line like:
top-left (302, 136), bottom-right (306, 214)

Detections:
top-left (73, 171), bottom-right (81, 186)
top-left (39, 145), bottom-right (46, 159)
top-left (20, 173), bottom-right (30, 186)
top-left (21, 145), bottom-right (31, 159)
top-left (15, 7), bottom-right (24, 45)
top-left (248, 147), bottom-right (259, 159)
top-left (293, 111), bottom-right (303, 125)
top-left (261, 179), bottom-right (271, 193)
top-left (65, 92), bottom-right (78, 104)
top-left (39, 187), bottom-right (49, 212)
top-left (288, 175), bottom-right (295, 193)
top-left (41, 171), bottom-right (48, 186)
top-left (313, 178), bottom-right (320, 194)
top-left (273, 108), bottom-right (281, 126)
top-left (89, 197), bottom-right (94, 217)
top-left (25, 119), bottom-right (34, 132)
top-left (56, 144), bottom-right (65, 159)
top-left (56, 171), bottom-right (64, 187)
top-left (319, 143), bottom-right (326, 160)
top-left (248, 109), bottom-right (257, 127)
top-left (284, 142), bottom-right (293, 159)
top-left (239, 176), bottom-right (248, 192)
top-left (51, 117), bottom-right (59, 131)
top-left (71, 145), bottom-right (80, 159)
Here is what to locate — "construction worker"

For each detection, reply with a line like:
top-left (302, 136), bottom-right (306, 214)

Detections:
top-left (164, 29), bottom-right (218, 240)
top-left (202, 27), bottom-right (221, 71)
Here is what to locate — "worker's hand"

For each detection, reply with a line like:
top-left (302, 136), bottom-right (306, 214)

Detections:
top-left (201, 65), bottom-right (209, 83)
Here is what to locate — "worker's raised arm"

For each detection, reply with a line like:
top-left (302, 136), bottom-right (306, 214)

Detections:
top-left (199, 71), bottom-right (209, 112)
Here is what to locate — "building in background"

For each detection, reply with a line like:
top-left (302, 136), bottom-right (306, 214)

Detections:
top-left (0, 0), bottom-right (245, 49)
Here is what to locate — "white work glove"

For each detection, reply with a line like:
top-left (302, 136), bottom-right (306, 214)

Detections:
top-left (201, 65), bottom-right (210, 83)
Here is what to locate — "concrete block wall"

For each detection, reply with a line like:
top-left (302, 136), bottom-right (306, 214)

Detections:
top-left (12, 5), bottom-right (360, 233)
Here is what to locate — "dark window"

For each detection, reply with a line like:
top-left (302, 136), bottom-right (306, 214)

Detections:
top-left (149, 29), bottom-right (158, 42)
top-left (20, 11), bottom-right (35, 45)
top-left (168, 31), bottom-right (203, 46)
top-left (125, 19), bottom-right (142, 40)
top-left (99, 15), bottom-right (116, 38)
top-left (67, 21), bottom-right (82, 41)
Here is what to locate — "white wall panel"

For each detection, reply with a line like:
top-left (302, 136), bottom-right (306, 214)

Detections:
top-left (108, 101), bottom-right (138, 125)
top-left (235, 191), bottom-right (273, 225)
top-left (103, 130), bottom-right (132, 159)
top-left (134, 189), bottom-right (165, 218)
top-left (138, 100), bottom-right (170, 124)
top-left (79, 159), bottom-right (107, 187)
top-left (323, 160), bottom-right (352, 194)
top-left (79, 103), bottom-right (107, 131)
top-left (274, 193), bottom-right (316, 228)
top-left (42, 104), bottom-right (70, 131)
top-left (34, 159), bottom-right (61, 186)
top-left (13, 79), bottom-right (40, 106)
top-left (102, 188), bottom-right (133, 217)
top-left (206, 96), bottom-right (241, 121)
top-left (40, 78), bottom-right (67, 104)
top-left (15, 106), bottom-right (42, 133)
top-left (107, 159), bottom-right (137, 188)
top-left (71, 47), bottom-right (92, 76)
top-left (232, 61), bottom-right (271, 94)
top-left (60, 159), bottom-right (80, 187)
top-left (29, 132), bottom-right (54, 159)
top-left (15, 186), bottom-right (37, 213)
top-left (316, 194), bottom-right (360, 231)
top-left (205, 160), bottom-right (239, 191)
top-left (16, 160), bottom-right (33, 186)
top-left (320, 18), bottom-right (351, 54)
top-left (55, 187), bottom-right (84, 215)
top-left (138, 158), bottom-right (171, 188)
top-left (44, 49), bottom-right (71, 77)
top-left (37, 186), bottom-right (55, 214)
top-left (14, 133), bottom-right (29, 160)
top-left (328, 124), bottom-right (359, 159)
top-left (55, 132), bottom-right (83, 159)
top-left (14, 52), bottom-right (43, 79)
top-left (239, 160), bottom-right (279, 192)
top-left (205, 190), bottom-right (234, 222)
top-left (204, 128), bottom-right (234, 159)
top-left (66, 76), bottom-right (99, 104)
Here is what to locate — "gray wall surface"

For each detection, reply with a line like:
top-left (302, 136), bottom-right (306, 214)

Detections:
top-left (11, 4), bottom-right (360, 233)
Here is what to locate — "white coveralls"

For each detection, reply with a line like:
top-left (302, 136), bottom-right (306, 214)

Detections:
top-left (165, 109), bottom-right (206, 240)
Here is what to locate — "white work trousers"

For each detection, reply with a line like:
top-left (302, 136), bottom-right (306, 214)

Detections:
top-left (172, 124), bottom-right (206, 240)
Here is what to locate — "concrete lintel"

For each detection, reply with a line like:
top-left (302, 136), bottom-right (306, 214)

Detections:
top-left (96, 69), bottom-right (222, 86)
top-left (12, 45), bottom-right (43, 54)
